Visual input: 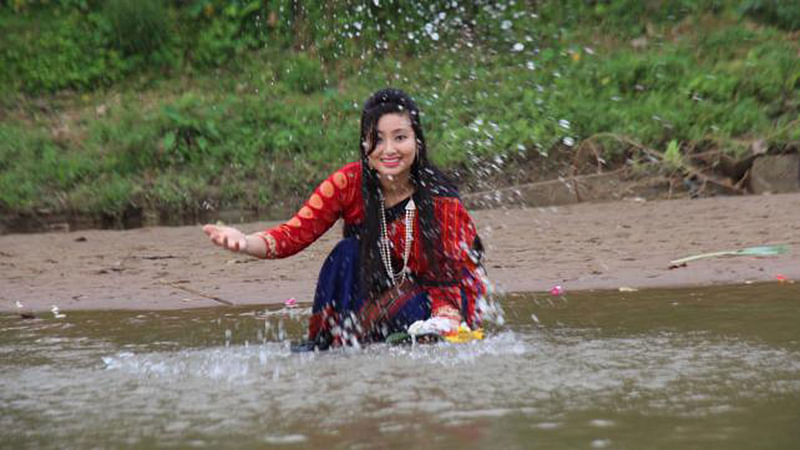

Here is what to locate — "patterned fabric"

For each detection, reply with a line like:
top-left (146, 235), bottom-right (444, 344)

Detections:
top-left (307, 237), bottom-right (430, 346)
top-left (258, 162), bottom-right (487, 327)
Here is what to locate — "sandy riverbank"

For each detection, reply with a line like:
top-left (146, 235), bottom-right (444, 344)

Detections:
top-left (2, 192), bottom-right (799, 312)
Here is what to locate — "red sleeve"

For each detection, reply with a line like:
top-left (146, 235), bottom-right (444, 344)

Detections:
top-left (256, 162), bottom-right (361, 258)
top-left (425, 198), bottom-right (486, 327)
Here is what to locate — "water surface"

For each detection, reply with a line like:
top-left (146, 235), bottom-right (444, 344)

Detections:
top-left (2, 283), bottom-right (799, 449)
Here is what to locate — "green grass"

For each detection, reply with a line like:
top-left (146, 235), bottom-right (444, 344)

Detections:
top-left (1, 0), bottom-right (799, 222)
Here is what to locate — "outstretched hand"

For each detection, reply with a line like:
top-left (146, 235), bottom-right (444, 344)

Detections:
top-left (203, 224), bottom-right (247, 253)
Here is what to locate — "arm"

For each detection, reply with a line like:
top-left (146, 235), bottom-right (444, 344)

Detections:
top-left (203, 163), bottom-right (361, 258)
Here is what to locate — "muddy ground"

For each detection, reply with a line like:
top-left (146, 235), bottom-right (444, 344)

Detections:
top-left (2, 192), bottom-right (799, 312)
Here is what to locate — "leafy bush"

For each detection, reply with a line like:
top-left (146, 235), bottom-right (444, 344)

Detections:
top-left (0, 11), bottom-right (129, 93)
top-left (192, 17), bottom-right (241, 67)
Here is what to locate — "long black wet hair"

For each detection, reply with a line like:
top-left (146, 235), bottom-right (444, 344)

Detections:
top-left (358, 88), bottom-right (456, 299)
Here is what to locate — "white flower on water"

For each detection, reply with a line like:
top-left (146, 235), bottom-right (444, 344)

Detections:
top-left (51, 305), bottom-right (66, 319)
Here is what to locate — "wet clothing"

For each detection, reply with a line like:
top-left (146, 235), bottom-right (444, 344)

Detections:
top-left (257, 162), bottom-right (486, 345)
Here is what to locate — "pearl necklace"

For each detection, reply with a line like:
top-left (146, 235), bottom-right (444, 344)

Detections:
top-left (378, 193), bottom-right (415, 286)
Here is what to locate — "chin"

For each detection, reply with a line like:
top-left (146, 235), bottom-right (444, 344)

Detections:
top-left (377, 164), bottom-right (408, 176)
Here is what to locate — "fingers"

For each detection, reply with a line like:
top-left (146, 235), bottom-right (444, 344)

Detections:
top-left (203, 225), bottom-right (223, 245)
top-left (204, 225), bottom-right (224, 247)
top-left (204, 224), bottom-right (246, 253)
top-left (222, 235), bottom-right (241, 252)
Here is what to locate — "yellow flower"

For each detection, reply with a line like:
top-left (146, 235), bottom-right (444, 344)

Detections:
top-left (443, 325), bottom-right (484, 343)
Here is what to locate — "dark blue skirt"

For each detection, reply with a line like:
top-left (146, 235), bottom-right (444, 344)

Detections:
top-left (306, 237), bottom-right (431, 347)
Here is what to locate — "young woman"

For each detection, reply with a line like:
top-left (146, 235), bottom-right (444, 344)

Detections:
top-left (203, 88), bottom-right (487, 349)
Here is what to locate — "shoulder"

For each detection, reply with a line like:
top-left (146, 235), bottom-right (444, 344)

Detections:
top-left (422, 166), bottom-right (459, 198)
top-left (433, 195), bottom-right (466, 212)
top-left (430, 184), bottom-right (459, 198)
top-left (328, 162), bottom-right (361, 190)
top-left (339, 161), bottom-right (362, 174)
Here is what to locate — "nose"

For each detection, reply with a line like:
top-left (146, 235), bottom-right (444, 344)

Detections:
top-left (381, 139), bottom-right (396, 155)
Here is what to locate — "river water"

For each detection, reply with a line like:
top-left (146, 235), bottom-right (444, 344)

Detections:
top-left (2, 283), bottom-right (799, 449)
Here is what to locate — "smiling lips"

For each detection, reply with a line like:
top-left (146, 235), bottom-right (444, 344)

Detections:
top-left (381, 157), bottom-right (402, 168)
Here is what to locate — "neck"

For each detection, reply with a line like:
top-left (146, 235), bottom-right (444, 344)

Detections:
top-left (378, 172), bottom-right (414, 206)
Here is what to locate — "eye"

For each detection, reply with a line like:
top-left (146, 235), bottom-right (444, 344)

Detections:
top-left (396, 135), bottom-right (407, 142)
top-left (375, 136), bottom-right (384, 145)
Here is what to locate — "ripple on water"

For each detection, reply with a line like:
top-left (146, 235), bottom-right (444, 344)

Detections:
top-left (86, 329), bottom-right (800, 424)
top-left (3, 284), bottom-right (800, 448)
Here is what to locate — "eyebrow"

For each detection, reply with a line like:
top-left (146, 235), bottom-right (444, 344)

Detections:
top-left (377, 127), bottom-right (412, 135)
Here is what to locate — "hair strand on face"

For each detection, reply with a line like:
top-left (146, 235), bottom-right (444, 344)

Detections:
top-left (356, 88), bottom-right (457, 299)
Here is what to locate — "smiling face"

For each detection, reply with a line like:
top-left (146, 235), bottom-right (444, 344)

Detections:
top-left (367, 112), bottom-right (417, 181)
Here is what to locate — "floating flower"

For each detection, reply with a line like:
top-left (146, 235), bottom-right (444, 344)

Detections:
top-left (549, 285), bottom-right (564, 296)
top-left (284, 297), bottom-right (298, 307)
top-left (51, 305), bottom-right (66, 319)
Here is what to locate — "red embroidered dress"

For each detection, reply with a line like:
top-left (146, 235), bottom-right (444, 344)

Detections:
top-left (256, 162), bottom-right (485, 326)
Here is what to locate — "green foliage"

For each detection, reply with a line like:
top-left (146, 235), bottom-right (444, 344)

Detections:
top-left (192, 17), bottom-right (242, 67)
top-left (740, 0), bottom-right (800, 31)
top-left (0, 122), bottom-right (98, 210)
top-left (663, 140), bottom-right (683, 170)
top-left (538, 0), bottom-right (729, 38)
top-left (282, 53), bottom-right (326, 94)
top-left (0, 11), bottom-right (129, 93)
top-left (149, 171), bottom-right (209, 211)
top-left (102, 0), bottom-right (172, 56)
top-left (1, 0), bottom-right (800, 220)
top-left (68, 172), bottom-right (136, 214)
top-left (158, 95), bottom-right (224, 165)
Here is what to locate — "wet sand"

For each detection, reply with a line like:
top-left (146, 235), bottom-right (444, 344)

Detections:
top-left (2, 193), bottom-right (799, 312)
